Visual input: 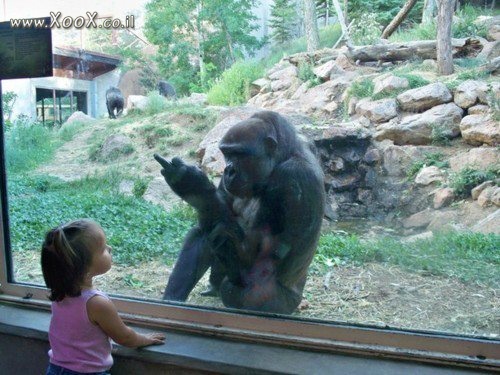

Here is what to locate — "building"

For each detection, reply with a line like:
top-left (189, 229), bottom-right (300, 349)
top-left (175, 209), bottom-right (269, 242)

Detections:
top-left (3, 46), bottom-right (121, 125)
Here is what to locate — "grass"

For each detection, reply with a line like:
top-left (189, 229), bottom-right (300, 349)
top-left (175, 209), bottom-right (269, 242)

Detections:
top-left (7, 173), bottom-right (195, 265)
top-left (313, 231), bottom-right (500, 287)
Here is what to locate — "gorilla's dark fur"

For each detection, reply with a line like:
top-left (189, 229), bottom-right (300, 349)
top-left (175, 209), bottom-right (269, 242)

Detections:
top-left (105, 87), bottom-right (124, 119)
top-left (158, 80), bottom-right (176, 99)
top-left (154, 111), bottom-right (325, 314)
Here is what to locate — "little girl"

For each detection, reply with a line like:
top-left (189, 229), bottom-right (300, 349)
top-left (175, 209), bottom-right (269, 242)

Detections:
top-left (41, 218), bottom-right (165, 375)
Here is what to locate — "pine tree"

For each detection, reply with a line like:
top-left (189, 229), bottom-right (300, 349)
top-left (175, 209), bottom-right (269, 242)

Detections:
top-left (269, 0), bottom-right (299, 45)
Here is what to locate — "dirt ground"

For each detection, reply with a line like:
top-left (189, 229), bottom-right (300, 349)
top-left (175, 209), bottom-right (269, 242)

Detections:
top-left (13, 250), bottom-right (499, 338)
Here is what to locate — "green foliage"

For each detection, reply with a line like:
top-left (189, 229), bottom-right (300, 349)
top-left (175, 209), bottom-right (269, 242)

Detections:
top-left (390, 21), bottom-right (437, 42)
top-left (453, 5), bottom-right (488, 38)
top-left (348, 0), bottom-right (424, 28)
top-left (345, 78), bottom-right (374, 102)
top-left (298, 61), bottom-right (321, 87)
top-left (431, 123), bottom-right (452, 146)
top-left (350, 13), bottom-right (383, 45)
top-left (58, 120), bottom-right (87, 142)
top-left (4, 117), bottom-right (59, 173)
top-left (314, 231), bottom-right (500, 286)
top-left (144, 0), bottom-right (262, 95)
top-left (7, 174), bottom-right (195, 265)
top-left (132, 178), bottom-right (150, 198)
top-left (207, 60), bottom-right (264, 105)
top-left (144, 92), bottom-right (167, 116)
top-left (2, 91), bottom-right (17, 129)
top-left (269, 0), bottom-right (299, 45)
top-left (267, 24), bottom-right (342, 67)
top-left (449, 167), bottom-right (499, 198)
top-left (407, 152), bottom-right (449, 180)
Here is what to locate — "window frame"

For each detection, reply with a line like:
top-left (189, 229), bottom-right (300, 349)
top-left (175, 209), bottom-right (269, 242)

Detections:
top-left (0, 85), bottom-right (499, 372)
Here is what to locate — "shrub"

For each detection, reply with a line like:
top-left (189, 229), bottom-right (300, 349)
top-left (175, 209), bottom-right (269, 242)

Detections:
top-left (5, 117), bottom-right (58, 173)
top-left (346, 78), bottom-right (374, 102)
top-left (144, 92), bottom-right (167, 115)
top-left (350, 13), bottom-right (383, 45)
top-left (132, 178), bottom-right (149, 198)
top-left (207, 60), bottom-right (264, 106)
top-left (298, 61), bottom-right (320, 87)
top-left (58, 120), bottom-right (87, 142)
top-left (449, 167), bottom-right (499, 198)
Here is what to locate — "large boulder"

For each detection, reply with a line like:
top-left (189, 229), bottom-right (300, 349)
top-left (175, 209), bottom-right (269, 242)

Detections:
top-left (472, 209), bottom-right (500, 234)
top-left (126, 95), bottom-right (148, 111)
top-left (453, 80), bottom-right (489, 109)
top-left (460, 114), bottom-right (500, 146)
top-left (374, 103), bottom-right (463, 145)
top-left (450, 147), bottom-right (500, 172)
top-left (355, 98), bottom-right (398, 123)
top-left (376, 142), bottom-right (438, 177)
top-left (268, 64), bottom-right (299, 92)
top-left (415, 166), bottom-right (446, 186)
top-left (313, 60), bottom-right (344, 81)
top-left (98, 134), bottom-right (133, 161)
top-left (397, 82), bottom-right (452, 112)
top-left (373, 74), bottom-right (409, 96)
top-left (64, 111), bottom-right (95, 125)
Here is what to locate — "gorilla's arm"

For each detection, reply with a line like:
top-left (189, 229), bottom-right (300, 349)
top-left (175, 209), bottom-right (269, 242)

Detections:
top-left (154, 154), bottom-right (230, 229)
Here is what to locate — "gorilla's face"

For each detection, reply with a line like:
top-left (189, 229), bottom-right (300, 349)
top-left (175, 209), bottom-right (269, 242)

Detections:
top-left (219, 119), bottom-right (277, 198)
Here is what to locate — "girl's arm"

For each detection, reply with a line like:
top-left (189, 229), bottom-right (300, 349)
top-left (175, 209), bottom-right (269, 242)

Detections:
top-left (87, 295), bottom-right (165, 348)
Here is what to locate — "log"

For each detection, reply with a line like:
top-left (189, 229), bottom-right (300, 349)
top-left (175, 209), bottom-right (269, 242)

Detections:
top-left (381, 0), bottom-right (419, 39)
top-left (345, 38), bottom-right (483, 63)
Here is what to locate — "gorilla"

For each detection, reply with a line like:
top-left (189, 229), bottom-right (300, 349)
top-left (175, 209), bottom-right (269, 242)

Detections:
top-left (154, 111), bottom-right (325, 314)
top-left (105, 87), bottom-right (124, 119)
top-left (158, 80), bottom-right (177, 99)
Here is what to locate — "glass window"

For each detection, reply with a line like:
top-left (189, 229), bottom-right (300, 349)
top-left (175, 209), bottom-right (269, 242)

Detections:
top-left (1, 0), bottom-right (499, 368)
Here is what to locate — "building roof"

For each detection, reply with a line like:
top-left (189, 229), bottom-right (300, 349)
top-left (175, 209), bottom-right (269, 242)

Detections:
top-left (53, 46), bottom-right (121, 80)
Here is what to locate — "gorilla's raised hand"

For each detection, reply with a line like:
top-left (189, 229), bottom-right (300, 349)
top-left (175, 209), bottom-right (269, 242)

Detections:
top-left (154, 154), bottom-right (216, 205)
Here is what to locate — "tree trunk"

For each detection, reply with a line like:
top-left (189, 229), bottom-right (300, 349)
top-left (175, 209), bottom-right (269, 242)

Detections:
top-left (381, 0), bottom-right (419, 39)
top-left (345, 38), bottom-right (482, 62)
top-left (422, 0), bottom-right (437, 24)
top-left (437, 0), bottom-right (454, 75)
top-left (332, 0), bottom-right (352, 47)
top-left (303, 0), bottom-right (320, 51)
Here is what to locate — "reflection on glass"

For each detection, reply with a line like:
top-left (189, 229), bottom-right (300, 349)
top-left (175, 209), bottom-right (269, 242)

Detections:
top-left (2, 0), bottom-right (499, 340)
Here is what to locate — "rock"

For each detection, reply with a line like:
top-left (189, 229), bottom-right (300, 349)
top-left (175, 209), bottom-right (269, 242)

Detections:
top-left (477, 40), bottom-right (500, 60)
top-left (403, 209), bottom-right (433, 229)
top-left (335, 53), bottom-right (356, 70)
top-left (453, 80), bottom-right (489, 109)
top-left (415, 166), bottom-right (445, 186)
top-left (98, 134), bottom-right (133, 161)
top-left (250, 78), bottom-right (271, 96)
top-left (377, 143), bottom-right (437, 177)
top-left (471, 181), bottom-right (495, 200)
top-left (363, 148), bottom-right (381, 165)
top-left (326, 157), bottom-right (345, 173)
top-left (433, 188), bottom-right (455, 209)
top-left (63, 111), bottom-right (95, 124)
top-left (402, 231), bottom-right (433, 243)
top-left (375, 103), bottom-right (463, 145)
top-left (271, 76), bottom-right (300, 92)
top-left (397, 82), bottom-right (452, 112)
top-left (468, 104), bottom-right (490, 115)
top-left (291, 82), bottom-right (309, 100)
top-left (313, 60), bottom-right (344, 81)
top-left (143, 176), bottom-right (182, 210)
top-left (198, 107), bottom-right (262, 175)
top-left (269, 64), bottom-right (298, 92)
top-left (460, 114), bottom-right (500, 146)
top-left (450, 147), bottom-right (500, 172)
top-left (185, 93), bottom-right (208, 106)
top-left (119, 180), bottom-right (134, 196)
top-left (472, 209), bottom-right (500, 234)
top-left (422, 59), bottom-right (437, 70)
top-left (477, 186), bottom-right (500, 207)
top-left (427, 210), bottom-right (460, 232)
top-left (355, 98), bottom-right (398, 123)
top-left (126, 95), bottom-right (148, 111)
top-left (348, 97), bottom-right (359, 116)
top-left (299, 79), bottom-right (349, 114)
top-left (321, 120), bottom-right (372, 142)
top-left (373, 74), bottom-right (409, 96)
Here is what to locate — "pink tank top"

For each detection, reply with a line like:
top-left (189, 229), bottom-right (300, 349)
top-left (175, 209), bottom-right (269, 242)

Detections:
top-left (48, 289), bottom-right (113, 373)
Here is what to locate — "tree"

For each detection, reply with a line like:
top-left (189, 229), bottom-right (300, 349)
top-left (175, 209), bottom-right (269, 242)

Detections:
top-left (303, 0), bottom-right (320, 51)
top-left (422, 0), bottom-right (437, 24)
top-left (144, 0), bottom-right (262, 95)
top-left (381, 0), bottom-right (418, 39)
top-left (316, 0), bottom-right (332, 26)
top-left (436, 0), bottom-right (454, 75)
top-left (269, 0), bottom-right (299, 44)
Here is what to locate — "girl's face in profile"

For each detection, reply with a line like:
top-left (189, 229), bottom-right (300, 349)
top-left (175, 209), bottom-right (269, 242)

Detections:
top-left (88, 225), bottom-right (113, 277)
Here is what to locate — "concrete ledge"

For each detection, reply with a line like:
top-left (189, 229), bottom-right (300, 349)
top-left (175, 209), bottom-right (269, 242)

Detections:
top-left (0, 302), bottom-right (487, 375)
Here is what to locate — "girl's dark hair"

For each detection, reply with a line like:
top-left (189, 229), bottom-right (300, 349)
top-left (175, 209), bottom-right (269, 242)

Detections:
top-left (41, 219), bottom-right (101, 302)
